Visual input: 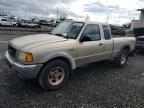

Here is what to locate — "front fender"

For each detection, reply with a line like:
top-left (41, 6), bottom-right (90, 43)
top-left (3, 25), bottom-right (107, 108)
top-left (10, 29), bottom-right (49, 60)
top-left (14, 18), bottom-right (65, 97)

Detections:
top-left (39, 52), bottom-right (76, 69)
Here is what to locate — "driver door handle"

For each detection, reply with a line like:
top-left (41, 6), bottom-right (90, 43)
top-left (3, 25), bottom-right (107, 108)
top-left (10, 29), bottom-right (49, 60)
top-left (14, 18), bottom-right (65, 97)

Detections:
top-left (99, 43), bottom-right (103, 46)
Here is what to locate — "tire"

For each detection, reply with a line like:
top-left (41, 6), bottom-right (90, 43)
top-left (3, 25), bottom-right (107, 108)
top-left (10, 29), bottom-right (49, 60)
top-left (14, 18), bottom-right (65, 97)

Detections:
top-left (38, 59), bottom-right (70, 91)
top-left (114, 49), bottom-right (128, 67)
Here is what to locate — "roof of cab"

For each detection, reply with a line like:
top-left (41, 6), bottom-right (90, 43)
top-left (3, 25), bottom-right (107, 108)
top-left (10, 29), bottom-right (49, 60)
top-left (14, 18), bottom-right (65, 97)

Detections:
top-left (67, 20), bottom-right (108, 25)
top-left (84, 21), bottom-right (108, 25)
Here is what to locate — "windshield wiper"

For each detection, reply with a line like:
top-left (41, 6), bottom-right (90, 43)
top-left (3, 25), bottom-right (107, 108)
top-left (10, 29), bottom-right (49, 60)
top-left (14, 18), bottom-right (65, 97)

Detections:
top-left (53, 33), bottom-right (69, 39)
top-left (48, 32), bottom-right (52, 35)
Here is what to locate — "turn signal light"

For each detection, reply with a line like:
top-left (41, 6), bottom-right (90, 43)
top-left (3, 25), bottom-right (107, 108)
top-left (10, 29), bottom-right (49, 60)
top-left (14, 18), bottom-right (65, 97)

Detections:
top-left (25, 53), bottom-right (33, 62)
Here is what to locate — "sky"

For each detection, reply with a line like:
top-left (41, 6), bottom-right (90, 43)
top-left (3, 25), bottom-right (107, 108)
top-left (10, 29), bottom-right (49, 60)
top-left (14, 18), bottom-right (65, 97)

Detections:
top-left (0, 0), bottom-right (144, 24)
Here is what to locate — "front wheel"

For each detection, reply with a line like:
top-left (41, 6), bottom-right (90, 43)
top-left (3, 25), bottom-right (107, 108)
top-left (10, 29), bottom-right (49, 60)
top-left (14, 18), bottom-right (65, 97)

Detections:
top-left (114, 50), bottom-right (128, 67)
top-left (38, 60), bottom-right (70, 91)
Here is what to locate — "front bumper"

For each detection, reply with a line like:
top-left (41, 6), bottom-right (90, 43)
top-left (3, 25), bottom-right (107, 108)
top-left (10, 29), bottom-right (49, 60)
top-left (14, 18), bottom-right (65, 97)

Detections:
top-left (5, 51), bottom-right (43, 79)
top-left (135, 45), bottom-right (144, 51)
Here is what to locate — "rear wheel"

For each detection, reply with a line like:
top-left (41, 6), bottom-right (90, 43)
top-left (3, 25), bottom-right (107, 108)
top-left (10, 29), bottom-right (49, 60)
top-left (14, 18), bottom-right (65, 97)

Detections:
top-left (38, 60), bottom-right (70, 91)
top-left (114, 49), bottom-right (128, 67)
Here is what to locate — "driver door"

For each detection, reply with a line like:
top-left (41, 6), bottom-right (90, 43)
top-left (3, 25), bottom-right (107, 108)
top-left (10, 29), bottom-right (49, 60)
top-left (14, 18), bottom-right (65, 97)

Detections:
top-left (77, 24), bottom-right (104, 66)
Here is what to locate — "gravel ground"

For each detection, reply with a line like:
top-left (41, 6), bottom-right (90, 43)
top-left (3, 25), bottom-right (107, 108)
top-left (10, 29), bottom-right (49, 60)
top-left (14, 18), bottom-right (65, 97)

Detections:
top-left (0, 33), bottom-right (144, 108)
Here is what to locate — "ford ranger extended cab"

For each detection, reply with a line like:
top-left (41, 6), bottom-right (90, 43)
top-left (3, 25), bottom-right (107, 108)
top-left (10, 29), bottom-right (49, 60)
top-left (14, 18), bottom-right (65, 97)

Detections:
top-left (5, 21), bottom-right (136, 90)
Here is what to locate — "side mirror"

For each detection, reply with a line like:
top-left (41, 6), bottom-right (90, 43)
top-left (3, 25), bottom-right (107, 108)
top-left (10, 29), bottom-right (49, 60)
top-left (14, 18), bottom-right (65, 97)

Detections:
top-left (79, 35), bottom-right (91, 42)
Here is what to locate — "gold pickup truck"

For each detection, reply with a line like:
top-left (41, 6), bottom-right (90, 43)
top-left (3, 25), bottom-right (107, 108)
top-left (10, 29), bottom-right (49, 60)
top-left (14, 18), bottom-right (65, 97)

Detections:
top-left (5, 21), bottom-right (136, 90)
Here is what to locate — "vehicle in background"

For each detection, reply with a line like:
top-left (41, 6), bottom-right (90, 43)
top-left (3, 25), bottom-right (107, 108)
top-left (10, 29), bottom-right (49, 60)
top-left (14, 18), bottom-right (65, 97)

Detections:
top-left (136, 36), bottom-right (144, 52)
top-left (126, 30), bottom-right (135, 37)
top-left (5, 21), bottom-right (136, 90)
top-left (39, 20), bottom-right (50, 26)
top-left (48, 20), bottom-right (61, 27)
top-left (0, 19), bottom-right (18, 27)
top-left (19, 21), bottom-right (40, 28)
top-left (133, 27), bottom-right (144, 52)
top-left (110, 25), bottom-right (126, 37)
top-left (34, 20), bottom-right (61, 27)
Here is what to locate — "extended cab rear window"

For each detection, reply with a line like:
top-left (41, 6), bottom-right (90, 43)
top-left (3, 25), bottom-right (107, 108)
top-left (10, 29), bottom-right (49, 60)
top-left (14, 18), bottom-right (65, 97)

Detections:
top-left (103, 25), bottom-right (111, 40)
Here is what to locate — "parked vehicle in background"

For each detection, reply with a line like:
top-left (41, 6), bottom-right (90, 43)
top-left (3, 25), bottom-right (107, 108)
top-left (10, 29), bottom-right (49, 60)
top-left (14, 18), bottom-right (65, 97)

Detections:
top-left (133, 27), bottom-right (144, 52)
top-left (39, 20), bottom-right (50, 26)
top-left (38, 20), bottom-right (61, 27)
top-left (19, 21), bottom-right (40, 28)
top-left (0, 19), bottom-right (18, 27)
top-left (136, 36), bottom-right (144, 52)
top-left (5, 21), bottom-right (136, 90)
top-left (126, 30), bottom-right (135, 37)
top-left (48, 20), bottom-right (61, 27)
top-left (11, 20), bottom-right (18, 27)
top-left (110, 25), bottom-right (126, 37)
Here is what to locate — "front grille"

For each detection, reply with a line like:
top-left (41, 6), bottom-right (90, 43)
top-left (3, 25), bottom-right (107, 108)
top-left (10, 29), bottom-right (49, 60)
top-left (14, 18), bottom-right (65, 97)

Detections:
top-left (136, 37), bottom-right (144, 45)
top-left (136, 40), bottom-right (144, 45)
top-left (8, 45), bottom-right (17, 58)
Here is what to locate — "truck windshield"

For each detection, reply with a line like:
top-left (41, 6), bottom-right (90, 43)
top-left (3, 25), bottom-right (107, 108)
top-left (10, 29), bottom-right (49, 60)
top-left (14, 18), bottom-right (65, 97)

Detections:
top-left (51, 21), bottom-right (84, 39)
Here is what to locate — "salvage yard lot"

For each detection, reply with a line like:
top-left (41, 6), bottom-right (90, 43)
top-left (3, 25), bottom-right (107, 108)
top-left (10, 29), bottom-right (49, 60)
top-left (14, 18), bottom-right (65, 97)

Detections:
top-left (0, 31), bottom-right (144, 108)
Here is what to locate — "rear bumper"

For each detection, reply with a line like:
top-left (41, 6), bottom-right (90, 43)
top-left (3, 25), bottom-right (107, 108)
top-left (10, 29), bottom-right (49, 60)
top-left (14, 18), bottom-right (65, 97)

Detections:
top-left (5, 51), bottom-right (43, 79)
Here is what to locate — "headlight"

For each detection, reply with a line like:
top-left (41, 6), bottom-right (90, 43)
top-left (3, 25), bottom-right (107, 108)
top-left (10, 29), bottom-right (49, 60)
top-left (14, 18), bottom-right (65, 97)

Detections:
top-left (17, 51), bottom-right (33, 62)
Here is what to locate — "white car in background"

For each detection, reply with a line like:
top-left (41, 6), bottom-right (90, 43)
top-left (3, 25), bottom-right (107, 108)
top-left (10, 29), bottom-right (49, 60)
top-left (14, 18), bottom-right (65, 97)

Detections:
top-left (0, 19), bottom-right (17, 27)
top-left (20, 21), bottom-right (39, 28)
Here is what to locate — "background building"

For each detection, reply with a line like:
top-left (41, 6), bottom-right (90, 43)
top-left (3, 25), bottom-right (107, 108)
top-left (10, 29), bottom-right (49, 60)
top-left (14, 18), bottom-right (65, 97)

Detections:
top-left (137, 8), bottom-right (144, 27)
top-left (130, 20), bottom-right (139, 29)
top-left (132, 8), bottom-right (144, 36)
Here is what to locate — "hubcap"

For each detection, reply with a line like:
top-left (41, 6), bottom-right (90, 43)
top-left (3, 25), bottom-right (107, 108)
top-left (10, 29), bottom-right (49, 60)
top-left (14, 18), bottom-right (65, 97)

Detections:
top-left (48, 67), bottom-right (65, 86)
top-left (120, 54), bottom-right (126, 64)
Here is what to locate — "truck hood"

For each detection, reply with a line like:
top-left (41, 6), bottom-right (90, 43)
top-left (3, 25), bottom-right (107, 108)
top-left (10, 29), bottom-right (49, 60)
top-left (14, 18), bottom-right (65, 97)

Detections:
top-left (10, 34), bottom-right (68, 50)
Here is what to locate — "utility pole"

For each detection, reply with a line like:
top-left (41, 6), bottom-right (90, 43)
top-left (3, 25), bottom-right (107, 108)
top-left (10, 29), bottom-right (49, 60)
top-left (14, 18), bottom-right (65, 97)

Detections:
top-left (57, 4), bottom-right (59, 21)
top-left (9, 10), bottom-right (11, 17)
top-left (56, 0), bottom-right (61, 21)
top-left (106, 16), bottom-right (109, 24)
top-left (25, 8), bottom-right (27, 19)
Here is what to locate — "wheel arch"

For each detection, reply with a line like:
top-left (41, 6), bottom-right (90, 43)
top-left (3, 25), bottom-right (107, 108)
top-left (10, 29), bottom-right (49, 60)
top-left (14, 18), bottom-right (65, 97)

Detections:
top-left (121, 45), bottom-right (130, 53)
top-left (39, 52), bottom-right (76, 70)
top-left (37, 52), bottom-right (76, 79)
top-left (115, 45), bottom-right (130, 58)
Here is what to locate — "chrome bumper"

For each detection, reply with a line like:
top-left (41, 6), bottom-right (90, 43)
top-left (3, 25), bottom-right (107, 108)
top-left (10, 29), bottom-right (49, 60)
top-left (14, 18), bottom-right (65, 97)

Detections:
top-left (5, 51), bottom-right (43, 79)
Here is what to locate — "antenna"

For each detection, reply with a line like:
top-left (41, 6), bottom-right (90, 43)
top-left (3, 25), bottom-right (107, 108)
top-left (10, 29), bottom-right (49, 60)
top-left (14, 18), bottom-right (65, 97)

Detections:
top-left (9, 10), bottom-right (11, 17)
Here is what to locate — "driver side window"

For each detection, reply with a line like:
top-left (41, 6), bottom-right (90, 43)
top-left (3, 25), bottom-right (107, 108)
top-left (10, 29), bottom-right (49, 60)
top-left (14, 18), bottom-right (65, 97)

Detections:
top-left (82, 24), bottom-right (101, 41)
